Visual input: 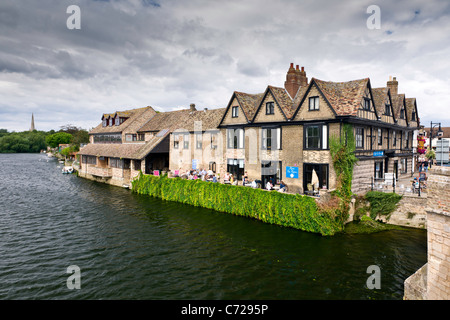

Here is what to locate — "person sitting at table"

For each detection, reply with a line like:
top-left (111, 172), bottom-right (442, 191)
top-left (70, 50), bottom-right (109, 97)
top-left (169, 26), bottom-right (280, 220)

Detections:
top-left (279, 181), bottom-right (287, 192)
top-left (243, 176), bottom-right (249, 185)
top-left (212, 175), bottom-right (218, 183)
top-left (266, 180), bottom-right (273, 191)
top-left (224, 172), bottom-right (230, 183)
top-left (251, 180), bottom-right (257, 188)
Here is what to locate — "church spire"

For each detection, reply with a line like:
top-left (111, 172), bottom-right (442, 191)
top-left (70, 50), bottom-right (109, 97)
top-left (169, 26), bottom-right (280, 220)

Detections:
top-left (30, 113), bottom-right (35, 131)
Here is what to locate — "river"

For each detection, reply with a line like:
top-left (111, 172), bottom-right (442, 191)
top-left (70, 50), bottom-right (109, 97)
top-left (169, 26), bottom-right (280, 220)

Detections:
top-left (0, 153), bottom-right (427, 300)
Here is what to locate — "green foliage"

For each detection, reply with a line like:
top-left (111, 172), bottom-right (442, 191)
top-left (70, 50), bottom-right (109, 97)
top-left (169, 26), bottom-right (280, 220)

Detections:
top-left (329, 124), bottom-right (358, 202)
top-left (364, 191), bottom-right (402, 220)
top-left (45, 132), bottom-right (73, 148)
top-left (60, 145), bottom-right (79, 157)
top-left (132, 174), bottom-right (344, 236)
top-left (425, 147), bottom-right (435, 160)
top-left (0, 130), bottom-right (48, 153)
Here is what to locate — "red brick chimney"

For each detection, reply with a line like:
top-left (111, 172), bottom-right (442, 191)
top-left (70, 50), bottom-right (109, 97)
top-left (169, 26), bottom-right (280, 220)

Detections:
top-left (285, 63), bottom-right (308, 98)
top-left (387, 76), bottom-right (398, 96)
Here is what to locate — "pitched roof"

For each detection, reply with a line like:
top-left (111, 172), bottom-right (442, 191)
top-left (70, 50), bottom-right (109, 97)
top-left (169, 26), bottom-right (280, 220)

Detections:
top-left (391, 93), bottom-right (406, 120)
top-left (78, 143), bottom-right (143, 159)
top-left (312, 78), bottom-right (370, 116)
top-left (234, 91), bottom-right (264, 121)
top-left (267, 86), bottom-right (295, 119)
top-left (405, 97), bottom-right (418, 123)
top-left (371, 87), bottom-right (390, 119)
top-left (90, 106), bottom-right (156, 134)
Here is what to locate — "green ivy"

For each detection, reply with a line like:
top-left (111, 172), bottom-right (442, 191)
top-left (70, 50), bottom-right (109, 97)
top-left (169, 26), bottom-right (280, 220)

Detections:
top-left (132, 173), bottom-right (343, 236)
top-left (364, 191), bottom-right (402, 220)
top-left (328, 123), bottom-right (359, 225)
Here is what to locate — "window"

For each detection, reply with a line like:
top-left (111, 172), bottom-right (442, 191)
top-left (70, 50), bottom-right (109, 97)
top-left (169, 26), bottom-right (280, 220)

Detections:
top-left (304, 124), bottom-right (328, 150)
top-left (209, 161), bottom-right (216, 172)
top-left (261, 161), bottom-right (282, 186)
top-left (93, 134), bottom-right (122, 144)
top-left (227, 159), bottom-right (244, 180)
top-left (173, 134), bottom-right (179, 149)
top-left (303, 163), bottom-right (328, 192)
top-left (266, 102), bottom-right (275, 115)
top-left (377, 128), bottom-right (382, 146)
top-left (109, 117), bottom-right (113, 127)
top-left (355, 127), bottom-right (364, 149)
top-left (115, 115), bottom-right (120, 126)
top-left (262, 127), bottom-right (281, 150)
top-left (393, 131), bottom-right (397, 147)
top-left (404, 131), bottom-right (409, 149)
top-left (231, 106), bottom-right (239, 118)
top-left (400, 158), bottom-right (407, 174)
top-left (363, 98), bottom-right (371, 111)
top-left (210, 132), bottom-right (218, 149)
top-left (183, 133), bottom-right (189, 149)
top-left (133, 160), bottom-right (141, 171)
top-left (196, 133), bottom-right (202, 149)
top-left (385, 104), bottom-right (391, 116)
top-left (110, 158), bottom-right (123, 169)
top-left (227, 128), bottom-right (244, 149)
top-left (102, 119), bottom-right (107, 127)
top-left (374, 161), bottom-right (384, 180)
top-left (412, 111), bottom-right (416, 121)
top-left (400, 108), bottom-right (405, 119)
top-left (82, 155), bottom-right (97, 165)
top-left (309, 96), bottom-right (319, 111)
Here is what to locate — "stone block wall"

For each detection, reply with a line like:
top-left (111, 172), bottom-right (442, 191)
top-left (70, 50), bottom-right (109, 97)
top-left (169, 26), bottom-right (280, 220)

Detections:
top-left (404, 166), bottom-right (450, 300)
top-left (425, 166), bottom-right (450, 300)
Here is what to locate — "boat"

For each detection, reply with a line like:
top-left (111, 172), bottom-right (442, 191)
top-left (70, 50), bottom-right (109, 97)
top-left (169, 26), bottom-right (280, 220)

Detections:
top-left (62, 166), bottom-right (74, 174)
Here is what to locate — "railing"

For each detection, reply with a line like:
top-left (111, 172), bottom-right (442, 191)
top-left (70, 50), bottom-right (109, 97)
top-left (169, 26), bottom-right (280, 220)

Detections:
top-left (354, 174), bottom-right (426, 196)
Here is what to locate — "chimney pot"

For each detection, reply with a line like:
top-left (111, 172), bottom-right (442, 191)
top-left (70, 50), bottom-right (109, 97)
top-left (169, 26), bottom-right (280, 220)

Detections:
top-left (296, 65), bottom-right (299, 70)
top-left (290, 63), bottom-right (294, 68)
top-left (301, 66), bottom-right (304, 72)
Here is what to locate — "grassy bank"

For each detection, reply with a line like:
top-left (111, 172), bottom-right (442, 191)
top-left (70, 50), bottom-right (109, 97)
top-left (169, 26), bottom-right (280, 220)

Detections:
top-left (132, 173), bottom-right (346, 236)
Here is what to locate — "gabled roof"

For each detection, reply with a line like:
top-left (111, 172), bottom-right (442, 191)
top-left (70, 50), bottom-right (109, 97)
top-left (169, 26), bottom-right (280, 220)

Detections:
top-left (405, 97), bottom-right (418, 124)
top-left (234, 91), bottom-right (265, 121)
top-left (267, 86), bottom-right (295, 119)
top-left (312, 77), bottom-right (371, 117)
top-left (372, 87), bottom-right (395, 121)
top-left (91, 106), bottom-right (156, 134)
top-left (391, 93), bottom-right (408, 125)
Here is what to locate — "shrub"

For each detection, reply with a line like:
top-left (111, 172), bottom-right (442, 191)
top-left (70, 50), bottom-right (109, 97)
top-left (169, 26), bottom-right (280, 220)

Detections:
top-left (132, 173), bottom-right (344, 236)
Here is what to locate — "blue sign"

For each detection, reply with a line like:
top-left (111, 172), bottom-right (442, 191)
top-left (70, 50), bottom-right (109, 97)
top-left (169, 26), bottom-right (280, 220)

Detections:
top-left (373, 151), bottom-right (384, 157)
top-left (286, 166), bottom-right (299, 179)
top-left (192, 159), bottom-right (198, 170)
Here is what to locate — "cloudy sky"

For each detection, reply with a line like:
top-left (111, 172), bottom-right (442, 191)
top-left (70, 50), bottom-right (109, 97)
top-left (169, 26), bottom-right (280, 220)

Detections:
top-left (1, 0), bottom-right (450, 132)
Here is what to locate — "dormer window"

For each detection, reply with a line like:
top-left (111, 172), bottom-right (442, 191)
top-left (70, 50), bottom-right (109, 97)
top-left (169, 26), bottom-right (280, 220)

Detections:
top-left (231, 106), bottom-right (239, 118)
top-left (363, 98), bottom-right (370, 111)
top-left (400, 108), bottom-right (405, 119)
top-left (266, 102), bottom-right (275, 115)
top-left (412, 111), bottom-right (416, 121)
top-left (115, 115), bottom-right (120, 126)
top-left (385, 104), bottom-right (390, 116)
top-left (109, 117), bottom-right (113, 127)
top-left (102, 118), bottom-right (107, 127)
top-left (309, 96), bottom-right (319, 111)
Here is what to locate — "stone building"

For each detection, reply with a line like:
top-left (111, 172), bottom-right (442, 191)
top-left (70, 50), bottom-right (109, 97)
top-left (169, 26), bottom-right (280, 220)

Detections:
top-left (78, 64), bottom-right (420, 194)
top-left (215, 64), bottom-right (419, 194)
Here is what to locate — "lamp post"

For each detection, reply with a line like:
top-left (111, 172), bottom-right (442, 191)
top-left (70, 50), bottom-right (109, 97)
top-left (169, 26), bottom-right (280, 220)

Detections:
top-left (429, 121), bottom-right (443, 168)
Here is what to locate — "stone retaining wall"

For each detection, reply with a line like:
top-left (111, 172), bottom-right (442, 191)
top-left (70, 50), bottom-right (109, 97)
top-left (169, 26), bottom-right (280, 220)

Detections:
top-left (404, 166), bottom-right (450, 300)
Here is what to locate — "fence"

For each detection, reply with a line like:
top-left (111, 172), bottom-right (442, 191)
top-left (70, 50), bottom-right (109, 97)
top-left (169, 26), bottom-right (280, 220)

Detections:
top-left (358, 173), bottom-right (426, 196)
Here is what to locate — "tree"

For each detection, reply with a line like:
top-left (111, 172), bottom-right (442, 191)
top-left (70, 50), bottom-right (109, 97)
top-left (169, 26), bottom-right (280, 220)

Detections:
top-left (45, 132), bottom-right (73, 148)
